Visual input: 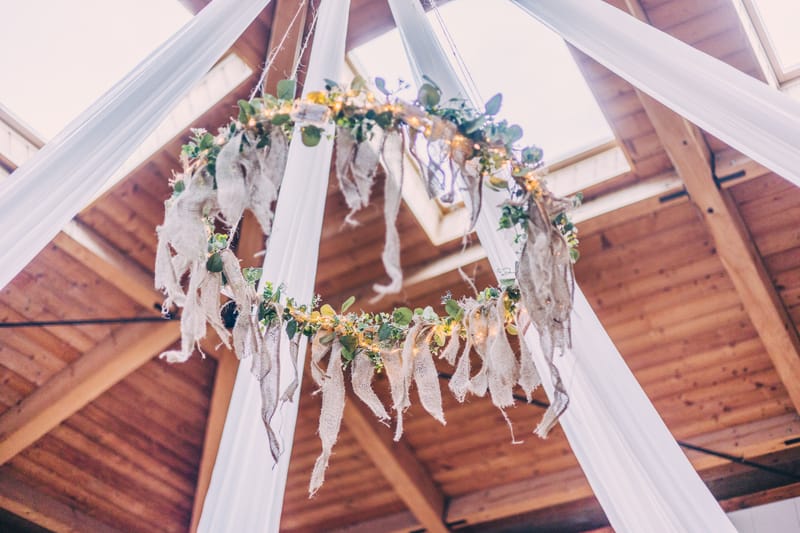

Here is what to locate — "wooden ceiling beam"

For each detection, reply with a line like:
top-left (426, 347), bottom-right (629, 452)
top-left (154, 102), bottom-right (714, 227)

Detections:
top-left (0, 469), bottom-right (121, 533)
top-left (0, 320), bottom-right (179, 465)
top-left (332, 412), bottom-right (799, 530)
top-left (620, 0), bottom-right (800, 413)
top-left (55, 220), bottom-right (164, 312)
top-left (343, 400), bottom-right (449, 533)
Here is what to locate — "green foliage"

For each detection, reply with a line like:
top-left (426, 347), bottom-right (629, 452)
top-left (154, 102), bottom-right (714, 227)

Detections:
top-left (206, 253), bottom-right (223, 273)
top-left (301, 125), bottom-right (322, 147)
top-left (341, 295), bottom-right (356, 313)
top-left (392, 307), bottom-right (413, 326)
top-left (484, 93), bottom-right (502, 116)
top-left (417, 83), bottom-right (441, 109)
top-left (276, 79), bottom-right (297, 100)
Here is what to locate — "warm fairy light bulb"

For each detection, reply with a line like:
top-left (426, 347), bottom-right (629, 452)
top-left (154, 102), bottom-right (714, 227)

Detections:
top-left (247, 118), bottom-right (256, 127)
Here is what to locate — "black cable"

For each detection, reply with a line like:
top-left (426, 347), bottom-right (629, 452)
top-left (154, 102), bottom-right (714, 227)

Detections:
top-left (678, 441), bottom-right (800, 482)
top-left (0, 315), bottom-right (176, 328)
top-left (438, 371), bottom-right (800, 480)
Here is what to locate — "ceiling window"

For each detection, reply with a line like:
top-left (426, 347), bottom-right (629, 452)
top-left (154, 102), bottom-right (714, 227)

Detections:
top-left (742, 0), bottom-right (800, 83)
top-left (348, 0), bottom-right (628, 244)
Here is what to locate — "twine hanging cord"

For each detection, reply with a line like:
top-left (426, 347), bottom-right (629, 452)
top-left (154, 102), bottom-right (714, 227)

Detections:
top-left (249, 0), bottom-right (318, 101)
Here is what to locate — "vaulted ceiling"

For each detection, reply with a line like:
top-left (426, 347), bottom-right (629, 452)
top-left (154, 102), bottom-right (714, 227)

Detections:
top-left (0, 0), bottom-right (799, 532)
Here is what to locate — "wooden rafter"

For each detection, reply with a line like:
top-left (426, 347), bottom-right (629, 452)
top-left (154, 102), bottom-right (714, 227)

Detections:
top-left (331, 412), bottom-right (800, 531)
top-left (0, 469), bottom-right (121, 533)
top-left (0, 320), bottom-right (180, 465)
top-left (343, 401), bottom-right (449, 533)
top-left (620, 0), bottom-right (800, 413)
top-left (55, 221), bottom-right (164, 312)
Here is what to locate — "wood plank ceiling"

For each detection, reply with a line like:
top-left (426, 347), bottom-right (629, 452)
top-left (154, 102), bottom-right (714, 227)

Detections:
top-left (0, 0), bottom-right (799, 531)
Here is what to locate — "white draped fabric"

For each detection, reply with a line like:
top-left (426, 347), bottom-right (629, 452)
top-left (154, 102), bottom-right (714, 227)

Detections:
top-left (512, 0), bottom-right (800, 188)
top-left (0, 0), bottom-right (271, 290)
top-left (387, 1), bottom-right (736, 531)
top-left (197, 1), bottom-right (350, 531)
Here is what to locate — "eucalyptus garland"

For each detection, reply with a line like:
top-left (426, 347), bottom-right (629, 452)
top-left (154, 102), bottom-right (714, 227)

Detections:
top-left (154, 75), bottom-right (582, 494)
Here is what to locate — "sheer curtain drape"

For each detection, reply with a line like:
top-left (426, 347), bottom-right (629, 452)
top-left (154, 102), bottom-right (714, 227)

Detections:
top-left (197, 1), bottom-right (351, 531)
top-left (386, 1), bottom-right (735, 531)
top-left (0, 0), bottom-right (271, 290)
top-left (512, 0), bottom-right (800, 188)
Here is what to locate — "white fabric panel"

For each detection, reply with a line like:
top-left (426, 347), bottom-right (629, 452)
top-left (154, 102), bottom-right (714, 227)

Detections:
top-left (388, 1), bottom-right (735, 531)
top-left (0, 0), bottom-right (271, 290)
top-left (198, 1), bottom-right (350, 531)
top-left (512, 0), bottom-right (800, 188)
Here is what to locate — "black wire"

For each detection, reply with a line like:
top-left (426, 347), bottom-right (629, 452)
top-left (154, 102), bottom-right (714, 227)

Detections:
top-left (0, 315), bottom-right (176, 328)
top-left (436, 371), bottom-right (800, 480)
top-left (678, 441), bottom-right (800, 482)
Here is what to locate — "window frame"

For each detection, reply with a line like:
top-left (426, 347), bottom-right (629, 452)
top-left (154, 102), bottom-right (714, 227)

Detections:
top-left (741, 0), bottom-right (800, 84)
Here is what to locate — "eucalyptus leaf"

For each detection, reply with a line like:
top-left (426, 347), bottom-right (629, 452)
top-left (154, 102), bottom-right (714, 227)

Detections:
top-left (301, 125), bottom-right (322, 147)
top-left (341, 295), bottom-right (356, 313)
top-left (271, 113), bottom-right (291, 125)
top-left (286, 319), bottom-right (298, 340)
top-left (418, 83), bottom-right (441, 108)
top-left (375, 77), bottom-right (389, 95)
top-left (276, 79), bottom-right (296, 100)
top-left (378, 322), bottom-right (392, 341)
top-left (206, 253), bottom-right (223, 273)
top-left (340, 334), bottom-right (358, 354)
top-left (444, 299), bottom-right (462, 319)
top-left (350, 75), bottom-right (367, 92)
top-left (484, 93), bottom-right (502, 116)
top-left (319, 331), bottom-right (336, 345)
top-left (507, 124), bottom-right (524, 143)
top-left (393, 307), bottom-right (413, 326)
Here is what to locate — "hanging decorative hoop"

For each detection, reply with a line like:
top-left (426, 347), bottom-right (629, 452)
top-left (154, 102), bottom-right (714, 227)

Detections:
top-left (154, 75), bottom-right (581, 494)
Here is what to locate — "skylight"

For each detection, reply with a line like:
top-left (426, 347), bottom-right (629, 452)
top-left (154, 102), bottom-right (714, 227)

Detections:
top-left (745, 0), bottom-right (800, 80)
top-left (349, 0), bottom-right (616, 165)
top-left (0, 0), bottom-right (192, 140)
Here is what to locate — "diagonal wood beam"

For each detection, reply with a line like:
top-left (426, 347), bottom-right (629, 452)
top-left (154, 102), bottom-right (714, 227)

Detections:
top-left (332, 413), bottom-right (800, 531)
top-left (0, 469), bottom-right (121, 533)
top-left (620, 0), bottom-right (800, 413)
top-left (55, 220), bottom-right (164, 311)
top-left (0, 321), bottom-right (180, 465)
top-left (343, 400), bottom-right (449, 533)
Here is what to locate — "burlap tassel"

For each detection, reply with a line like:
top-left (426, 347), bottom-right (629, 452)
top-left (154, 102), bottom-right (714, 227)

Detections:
top-left (383, 322), bottom-right (420, 440)
top-left (248, 128), bottom-right (288, 236)
top-left (517, 199), bottom-right (575, 437)
top-left (257, 323), bottom-right (282, 462)
top-left (484, 297), bottom-right (519, 410)
top-left (334, 127), bottom-right (381, 225)
top-left (413, 335), bottom-right (446, 425)
top-left (155, 167), bottom-right (215, 310)
top-left (449, 311), bottom-right (474, 402)
top-left (439, 323), bottom-right (461, 365)
top-left (214, 132), bottom-right (249, 232)
top-left (371, 130), bottom-right (404, 299)
top-left (516, 317), bottom-right (542, 402)
top-left (351, 352), bottom-right (390, 422)
top-left (160, 261), bottom-right (207, 363)
top-left (309, 339), bottom-right (346, 497)
top-left (382, 348), bottom-right (406, 441)
top-left (199, 271), bottom-right (229, 347)
top-left (280, 335), bottom-right (302, 403)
